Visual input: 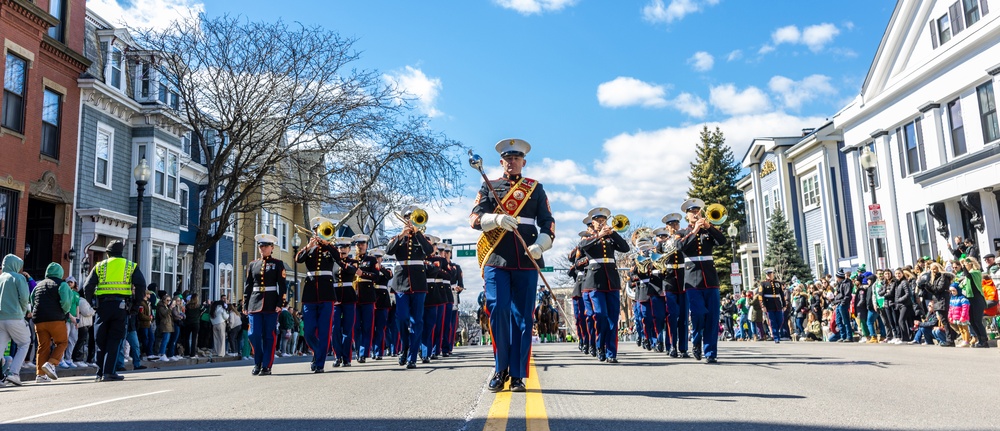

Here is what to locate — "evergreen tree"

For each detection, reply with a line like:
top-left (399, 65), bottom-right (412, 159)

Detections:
top-left (687, 126), bottom-right (746, 294)
top-left (763, 209), bottom-right (812, 283)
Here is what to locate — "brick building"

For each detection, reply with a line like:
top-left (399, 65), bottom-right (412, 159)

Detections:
top-left (1, 0), bottom-right (89, 278)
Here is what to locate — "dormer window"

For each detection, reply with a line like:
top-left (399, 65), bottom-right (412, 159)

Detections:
top-left (108, 45), bottom-right (124, 91)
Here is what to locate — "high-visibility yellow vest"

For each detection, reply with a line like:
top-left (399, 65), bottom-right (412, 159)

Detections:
top-left (95, 257), bottom-right (137, 296)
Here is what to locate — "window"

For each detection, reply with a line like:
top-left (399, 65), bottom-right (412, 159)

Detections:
top-left (2, 53), bottom-right (27, 133)
top-left (48, 0), bottom-right (66, 42)
top-left (41, 89), bottom-right (62, 158)
top-left (963, 0), bottom-right (981, 27)
top-left (0, 187), bottom-right (19, 258)
top-left (182, 132), bottom-right (192, 156)
top-left (898, 119), bottom-right (925, 176)
top-left (150, 242), bottom-right (179, 294)
top-left (813, 242), bottom-right (824, 279)
top-left (137, 62), bottom-right (151, 99)
top-left (978, 81), bottom-right (999, 144)
top-left (109, 46), bottom-right (124, 91)
top-left (938, 14), bottom-right (952, 44)
top-left (157, 69), bottom-right (180, 109)
top-left (151, 145), bottom-right (180, 200)
top-left (150, 244), bottom-right (161, 289)
top-left (763, 194), bottom-right (771, 221)
top-left (913, 210), bottom-right (932, 260)
top-left (167, 152), bottom-right (178, 199)
top-left (801, 174), bottom-right (820, 208)
top-left (771, 189), bottom-right (781, 211)
top-left (179, 187), bottom-right (189, 227)
top-left (154, 147), bottom-right (166, 195)
top-left (948, 98), bottom-right (967, 156)
top-left (95, 124), bottom-right (114, 188)
top-left (278, 220), bottom-right (288, 250)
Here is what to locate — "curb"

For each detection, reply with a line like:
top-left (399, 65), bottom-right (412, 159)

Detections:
top-left (17, 355), bottom-right (244, 381)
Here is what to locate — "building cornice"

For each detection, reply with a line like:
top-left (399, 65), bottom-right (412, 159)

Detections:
top-left (3, 0), bottom-right (60, 30)
top-left (40, 35), bottom-right (90, 72)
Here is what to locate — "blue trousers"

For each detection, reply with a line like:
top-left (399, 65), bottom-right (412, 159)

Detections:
top-left (737, 313), bottom-right (749, 340)
top-left (835, 303), bottom-right (854, 341)
top-left (356, 303), bottom-right (375, 359)
top-left (248, 312), bottom-right (278, 368)
top-left (573, 297), bottom-right (589, 347)
top-left (396, 292), bottom-right (425, 364)
top-left (484, 267), bottom-right (538, 378)
top-left (588, 290), bottom-right (621, 359)
top-left (665, 292), bottom-right (689, 352)
top-left (116, 330), bottom-right (142, 369)
top-left (333, 303), bottom-right (357, 363)
top-left (302, 302), bottom-right (334, 368)
top-left (633, 302), bottom-right (643, 340)
top-left (639, 296), bottom-right (665, 345)
top-left (443, 307), bottom-right (456, 354)
top-left (373, 308), bottom-right (389, 357)
top-left (766, 310), bottom-right (784, 342)
top-left (866, 310), bottom-right (886, 338)
top-left (421, 303), bottom-right (439, 358)
top-left (434, 303), bottom-right (447, 355)
top-left (582, 292), bottom-right (597, 350)
top-left (688, 288), bottom-right (720, 359)
top-left (386, 307), bottom-right (399, 355)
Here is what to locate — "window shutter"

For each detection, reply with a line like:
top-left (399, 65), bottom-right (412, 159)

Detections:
top-left (929, 20), bottom-right (940, 48)
top-left (907, 213), bottom-right (917, 263)
top-left (926, 210), bottom-right (938, 258)
top-left (896, 128), bottom-right (907, 179)
top-left (983, 0), bottom-right (990, 16)
top-left (950, 2), bottom-right (966, 35)
top-left (915, 118), bottom-right (927, 171)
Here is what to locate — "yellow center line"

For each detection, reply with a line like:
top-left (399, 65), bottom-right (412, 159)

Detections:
top-left (482, 353), bottom-right (550, 431)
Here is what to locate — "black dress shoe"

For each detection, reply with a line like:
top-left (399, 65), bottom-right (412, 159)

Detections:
top-left (636, 338), bottom-right (642, 347)
top-left (607, 357), bottom-right (619, 364)
top-left (342, 361), bottom-right (351, 367)
top-left (706, 357), bottom-right (718, 364)
top-left (358, 357), bottom-right (366, 364)
top-left (590, 348), bottom-right (597, 357)
top-left (509, 377), bottom-right (526, 392)
top-left (398, 356), bottom-right (407, 366)
top-left (252, 365), bottom-right (262, 375)
top-left (134, 365), bottom-right (147, 370)
top-left (681, 352), bottom-right (691, 359)
top-left (375, 356), bottom-right (383, 360)
top-left (431, 354), bottom-right (439, 360)
top-left (333, 358), bottom-right (343, 367)
top-left (260, 368), bottom-right (271, 376)
top-left (310, 363), bottom-right (317, 372)
top-left (314, 368), bottom-right (325, 373)
top-left (598, 354), bottom-right (607, 362)
top-left (103, 374), bottom-right (125, 381)
top-left (406, 361), bottom-right (416, 369)
top-left (693, 349), bottom-right (702, 361)
top-left (487, 371), bottom-right (509, 392)
top-left (116, 366), bottom-right (127, 372)
top-left (94, 375), bottom-right (103, 382)
top-left (669, 349), bottom-right (679, 358)
top-left (443, 352), bottom-right (451, 357)
top-left (656, 342), bottom-right (665, 353)
top-left (422, 357), bottom-right (430, 364)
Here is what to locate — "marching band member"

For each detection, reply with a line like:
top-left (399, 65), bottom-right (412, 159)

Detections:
top-left (440, 244), bottom-right (461, 357)
top-left (294, 217), bottom-right (340, 373)
top-left (632, 236), bottom-right (664, 352)
top-left (567, 242), bottom-right (588, 354)
top-left (352, 234), bottom-right (380, 362)
top-left (331, 237), bottom-right (358, 367)
top-left (679, 198), bottom-right (727, 363)
top-left (580, 218), bottom-right (598, 358)
top-left (371, 249), bottom-right (392, 360)
top-left (422, 235), bottom-right (444, 363)
top-left (579, 207), bottom-right (630, 363)
top-left (387, 205), bottom-right (434, 369)
top-left (759, 268), bottom-right (785, 344)
top-left (243, 233), bottom-right (288, 376)
top-left (432, 243), bottom-right (453, 359)
top-left (470, 138), bottom-right (555, 392)
top-left (657, 214), bottom-right (689, 358)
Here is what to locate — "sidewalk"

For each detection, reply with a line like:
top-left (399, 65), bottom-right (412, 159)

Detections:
top-left (16, 354), bottom-right (245, 381)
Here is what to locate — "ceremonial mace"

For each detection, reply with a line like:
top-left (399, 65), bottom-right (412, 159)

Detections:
top-left (467, 150), bottom-right (576, 337)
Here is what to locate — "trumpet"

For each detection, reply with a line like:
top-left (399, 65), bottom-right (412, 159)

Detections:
top-left (704, 203), bottom-right (728, 226)
top-left (611, 214), bottom-right (630, 232)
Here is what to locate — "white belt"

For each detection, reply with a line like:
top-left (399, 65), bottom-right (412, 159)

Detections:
top-left (429, 278), bottom-right (443, 283)
top-left (516, 217), bottom-right (535, 225)
top-left (685, 256), bottom-right (713, 262)
top-left (590, 258), bottom-right (615, 264)
top-left (664, 264), bottom-right (683, 269)
top-left (334, 282), bottom-right (352, 287)
top-left (306, 271), bottom-right (334, 277)
top-left (255, 286), bottom-right (278, 292)
top-left (397, 260), bottom-right (424, 266)
top-left (651, 270), bottom-right (661, 275)
top-left (763, 294), bottom-right (780, 298)
top-left (639, 279), bottom-right (650, 284)
top-left (376, 285), bottom-right (389, 290)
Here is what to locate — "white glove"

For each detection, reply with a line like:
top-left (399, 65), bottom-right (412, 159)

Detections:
top-left (480, 213), bottom-right (518, 232)
top-left (527, 234), bottom-right (553, 259)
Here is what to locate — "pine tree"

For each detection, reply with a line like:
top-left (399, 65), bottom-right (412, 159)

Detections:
top-left (687, 126), bottom-right (746, 294)
top-left (763, 209), bottom-right (812, 283)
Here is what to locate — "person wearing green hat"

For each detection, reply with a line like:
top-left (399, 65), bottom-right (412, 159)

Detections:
top-left (30, 262), bottom-right (73, 383)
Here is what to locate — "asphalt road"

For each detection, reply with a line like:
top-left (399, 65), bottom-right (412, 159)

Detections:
top-left (2, 340), bottom-right (997, 430)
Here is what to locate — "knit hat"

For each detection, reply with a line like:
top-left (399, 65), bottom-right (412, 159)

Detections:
top-left (835, 270), bottom-right (846, 278)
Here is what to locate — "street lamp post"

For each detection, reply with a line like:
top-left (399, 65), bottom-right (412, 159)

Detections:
top-left (727, 222), bottom-right (739, 293)
top-left (292, 233), bottom-right (301, 309)
top-left (859, 148), bottom-right (883, 269)
top-left (133, 158), bottom-right (151, 264)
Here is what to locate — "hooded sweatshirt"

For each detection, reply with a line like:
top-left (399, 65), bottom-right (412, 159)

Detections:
top-left (0, 254), bottom-right (29, 320)
top-left (30, 262), bottom-right (72, 323)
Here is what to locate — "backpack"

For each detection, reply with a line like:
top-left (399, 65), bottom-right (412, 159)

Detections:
top-left (983, 277), bottom-right (999, 317)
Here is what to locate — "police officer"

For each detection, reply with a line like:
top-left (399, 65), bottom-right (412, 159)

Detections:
top-left (679, 198), bottom-right (727, 364)
top-left (331, 237), bottom-right (358, 367)
top-left (295, 217), bottom-right (339, 373)
top-left (657, 215), bottom-right (689, 358)
top-left (84, 240), bottom-right (147, 382)
top-left (758, 268), bottom-right (785, 344)
top-left (387, 205), bottom-right (434, 368)
top-left (243, 233), bottom-right (288, 376)
top-left (471, 138), bottom-right (555, 392)
top-left (578, 207), bottom-right (630, 364)
top-left (351, 234), bottom-right (379, 363)
top-left (371, 249), bottom-right (392, 360)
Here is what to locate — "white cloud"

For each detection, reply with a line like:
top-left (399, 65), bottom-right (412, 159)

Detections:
top-left (528, 158), bottom-right (600, 187)
top-left (726, 50), bottom-right (743, 62)
top-left (709, 84), bottom-right (772, 116)
top-left (642, 0), bottom-right (720, 24)
top-left (688, 51), bottom-right (715, 72)
top-left (597, 77), bottom-right (667, 108)
top-left (767, 23), bottom-right (841, 53)
top-left (494, 0), bottom-right (577, 15)
top-left (669, 92), bottom-right (708, 118)
top-left (87, 0), bottom-right (205, 30)
top-left (758, 45), bottom-right (775, 55)
top-left (768, 74), bottom-right (837, 110)
top-left (384, 66), bottom-right (443, 118)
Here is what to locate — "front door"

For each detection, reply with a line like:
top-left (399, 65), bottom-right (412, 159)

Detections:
top-left (24, 199), bottom-right (55, 280)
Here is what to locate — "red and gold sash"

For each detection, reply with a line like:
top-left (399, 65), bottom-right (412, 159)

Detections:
top-left (476, 177), bottom-right (538, 270)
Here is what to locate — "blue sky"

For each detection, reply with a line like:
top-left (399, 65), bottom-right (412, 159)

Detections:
top-left (91, 0), bottom-right (896, 295)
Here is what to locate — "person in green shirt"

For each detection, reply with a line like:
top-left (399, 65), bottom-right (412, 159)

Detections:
top-left (960, 258), bottom-right (989, 347)
top-left (735, 292), bottom-right (750, 340)
top-left (59, 276), bottom-right (81, 368)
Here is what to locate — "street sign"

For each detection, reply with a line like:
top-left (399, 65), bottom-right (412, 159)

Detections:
top-left (730, 262), bottom-right (739, 273)
top-left (868, 204), bottom-right (882, 222)
top-left (731, 273), bottom-right (742, 285)
top-left (868, 221), bottom-right (887, 238)
top-left (456, 249), bottom-right (476, 257)
top-left (541, 266), bottom-right (554, 272)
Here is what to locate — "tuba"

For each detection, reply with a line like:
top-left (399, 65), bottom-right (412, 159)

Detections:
top-left (630, 228), bottom-right (656, 273)
top-left (611, 214), bottom-right (630, 232)
top-left (704, 203), bottom-right (728, 226)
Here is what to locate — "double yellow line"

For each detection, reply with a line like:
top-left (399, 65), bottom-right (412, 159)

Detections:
top-left (483, 356), bottom-right (549, 431)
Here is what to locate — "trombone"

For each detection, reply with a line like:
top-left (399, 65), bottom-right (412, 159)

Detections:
top-left (703, 203), bottom-right (728, 226)
top-left (395, 207), bottom-right (428, 233)
top-left (294, 218), bottom-right (336, 242)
